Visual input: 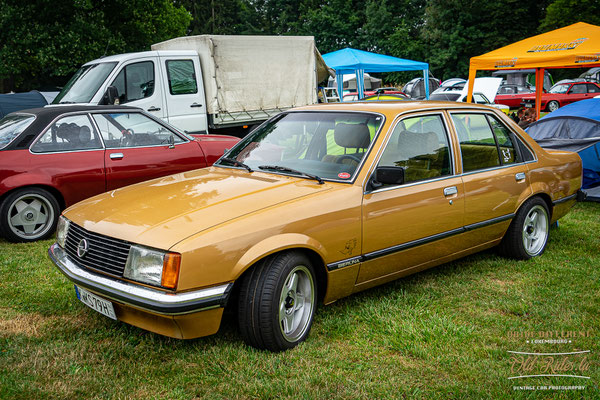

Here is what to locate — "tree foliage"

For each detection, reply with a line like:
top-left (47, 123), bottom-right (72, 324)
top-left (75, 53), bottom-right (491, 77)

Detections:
top-left (0, 0), bottom-right (190, 91)
top-left (539, 0), bottom-right (600, 32)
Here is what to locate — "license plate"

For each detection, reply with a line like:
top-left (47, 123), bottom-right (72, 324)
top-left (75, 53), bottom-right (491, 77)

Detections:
top-left (524, 103), bottom-right (533, 108)
top-left (75, 285), bottom-right (117, 320)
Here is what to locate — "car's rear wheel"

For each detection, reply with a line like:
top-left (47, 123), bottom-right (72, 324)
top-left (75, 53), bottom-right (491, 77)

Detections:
top-left (499, 197), bottom-right (549, 260)
top-left (238, 251), bottom-right (317, 351)
top-left (546, 100), bottom-right (560, 112)
top-left (0, 188), bottom-right (60, 242)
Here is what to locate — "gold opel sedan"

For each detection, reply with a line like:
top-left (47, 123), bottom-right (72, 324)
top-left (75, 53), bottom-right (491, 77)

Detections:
top-left (49, 102), bottom-right (582, 351)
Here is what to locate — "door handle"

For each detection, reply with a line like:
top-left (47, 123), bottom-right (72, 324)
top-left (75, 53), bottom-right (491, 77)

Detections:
top-left (443, 186), bottom-right (457, 196)
top-left (190, 103), bottom-right (203, 108)
top-left (147, 106), bottom-right (161, 112)
top-left (109, 153), bottom-right (124, 160)
top-left (515, 172), bottom-right (526, 182)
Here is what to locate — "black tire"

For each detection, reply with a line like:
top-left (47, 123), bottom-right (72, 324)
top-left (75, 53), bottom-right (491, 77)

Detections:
top-left (546, 100), bottom-right (560, 112)
top-left (238, 251), bottom-right (317, 351)
top-left (499, 197), bottom-right (550, 260)
top-left (0, 187), bottom-right (60, 242)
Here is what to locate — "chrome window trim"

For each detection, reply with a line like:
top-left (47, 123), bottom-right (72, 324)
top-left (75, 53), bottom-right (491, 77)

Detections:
top-left (363, 110), bottom-right (456, 194)
top-left (215, 110), bottom-right (387, 185)
top-left (0, 113), bottom-right (37, 150)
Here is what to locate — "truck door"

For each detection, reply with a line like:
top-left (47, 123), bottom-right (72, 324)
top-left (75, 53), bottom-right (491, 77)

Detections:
top-left (159, 56), bottom-right (208, 134)
top-left (108, 58), bottom-right (166, 120)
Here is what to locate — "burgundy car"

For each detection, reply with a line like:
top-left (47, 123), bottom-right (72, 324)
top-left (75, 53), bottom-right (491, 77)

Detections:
top-left (0, 105), bottom-right (239, 242)
top-left (521, 81), bottom-right (600, 111)
top-left (494, 84), bottom-right (534, 109)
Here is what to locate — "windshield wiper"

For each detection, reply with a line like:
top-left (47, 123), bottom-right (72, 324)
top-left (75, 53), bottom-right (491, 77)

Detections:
top-left (258, 165), bottom-right (324, 184)
top-left (59, 101), bottom-right (77, 104)
top-left (220, 157), bottom-right (253, 172)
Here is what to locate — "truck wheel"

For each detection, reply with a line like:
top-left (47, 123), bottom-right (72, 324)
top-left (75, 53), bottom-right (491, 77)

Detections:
top-left (0, 188), bottom-right (60, 242)
top-left (546, 101), bottom-right (560, 112)
top-left (499, 197), bottom-right (549, 260)
top-left (238, 251), bottom-right (317, 351)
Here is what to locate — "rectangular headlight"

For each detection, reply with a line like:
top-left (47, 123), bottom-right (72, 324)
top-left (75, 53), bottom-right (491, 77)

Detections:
top-left (56, 216), bottom-right (70, 248)
top-left (123, 245), bottom-right (181, 289)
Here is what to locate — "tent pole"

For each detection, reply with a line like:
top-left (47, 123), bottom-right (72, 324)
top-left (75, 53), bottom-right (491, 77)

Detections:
top-left (535, 68), bottom-right (544, 120)
top-left (357, 69), bottom-right (365, 99)
top-left (337, 73), bottom-right (344, 102)
top-left (466, 66), bottom-right (477, 103)
top-left (423, 69), bottom-right (430, 99)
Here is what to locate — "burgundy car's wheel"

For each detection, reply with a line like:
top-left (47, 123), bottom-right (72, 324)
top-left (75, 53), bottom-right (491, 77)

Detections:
top-left (546, 100), bottom-right (560, 112)
top-left (0, 188), bottom-right (60, 242)
top-left (238, 251), bottom-right (317, 351)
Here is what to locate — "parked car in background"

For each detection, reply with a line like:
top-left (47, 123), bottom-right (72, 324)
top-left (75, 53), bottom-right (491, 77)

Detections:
top-left (578, 67), bottom-right (600, 83)
top-left (342, 87), bottom-right (406, 101)
top-left (494, 84), bottom-right (534, 109)
top-left (49, 101), bottom-right (581, 351)
top-left (402, 77), bottom-right (441, 99)
top-left (0, 105), bottom-right (239, 242)
top-left (429, 92), bottom-right (510, 114)
top-left (432, 78), bottom-right (466, 94)
top-left (521, 81), bottom-right (600, 111)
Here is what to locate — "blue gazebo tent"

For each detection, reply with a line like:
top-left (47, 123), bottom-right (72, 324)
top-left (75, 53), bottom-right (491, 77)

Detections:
top-left (322, 48), bottom-right (430, 101)
top-left (526, 98), bottom-right (600, 195)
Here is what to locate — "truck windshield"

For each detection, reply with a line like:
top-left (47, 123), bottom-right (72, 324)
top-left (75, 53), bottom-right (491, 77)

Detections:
top-left (53, 62), bottom-right (117, 104)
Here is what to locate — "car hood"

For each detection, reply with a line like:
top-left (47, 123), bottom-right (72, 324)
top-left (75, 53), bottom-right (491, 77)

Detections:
top-left (461, 77), bottom-right (503, 102)
top-left (63, 167), bottom-right (332, 249)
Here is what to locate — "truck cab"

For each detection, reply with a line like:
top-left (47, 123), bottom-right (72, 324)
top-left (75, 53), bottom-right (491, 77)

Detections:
top-left (52, 51), bottom-right (209, 134)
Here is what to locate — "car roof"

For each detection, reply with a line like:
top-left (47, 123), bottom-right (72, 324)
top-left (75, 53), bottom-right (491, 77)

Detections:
top-left (294, 100), bottom-right (499, 115)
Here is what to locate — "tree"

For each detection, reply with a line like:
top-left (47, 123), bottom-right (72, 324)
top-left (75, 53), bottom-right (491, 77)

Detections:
top-left (539, 0), bottom-right (600, 32)
top-left (0, 0), bottom-right (190, 92)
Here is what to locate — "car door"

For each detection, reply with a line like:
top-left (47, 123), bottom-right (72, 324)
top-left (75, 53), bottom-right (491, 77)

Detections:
top-left (565, 83), bottom-right (588, 105)
top-left (358, 112), bottom-right (464, 286)
top-left (448, 111), bottom-right (532, 248)
top-left (29, 113), bottom-right (106, 206)
top-left (159, 56), bottom-right (208, 134)
top-left (91, 111), bottom-right (207, 190)
top-left (108, 59), bottom-right (166, 119)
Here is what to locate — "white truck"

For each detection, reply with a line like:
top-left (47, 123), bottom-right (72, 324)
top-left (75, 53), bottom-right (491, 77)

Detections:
top-left (52, 35), bottom-right (330, 136)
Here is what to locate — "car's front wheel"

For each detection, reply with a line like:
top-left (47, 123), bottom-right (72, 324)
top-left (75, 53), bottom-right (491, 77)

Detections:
top-left (238, 251), bottom-right (317, 351)
top-left (546, 100), bottom-right (560, 112)
top-left (499, 197), bottom-right (549, 260)
top-left (0, 188), bottom-right (60, 242)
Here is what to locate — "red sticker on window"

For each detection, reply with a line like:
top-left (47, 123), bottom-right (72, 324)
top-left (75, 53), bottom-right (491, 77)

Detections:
top-left (338, 172), bottom-right (351, 179)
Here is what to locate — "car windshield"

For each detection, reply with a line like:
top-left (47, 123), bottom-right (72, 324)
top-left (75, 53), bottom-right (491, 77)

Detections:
top-left (430, 93), bottom-right (461, 101)
top-left (549, 84), bottom-right (570, 94)
top-left (53, 62), bottom-right (117, 104)
top-left (0, 114), bottom-right (35, 149)
top-left (217, 111), bottom-right (383, 182)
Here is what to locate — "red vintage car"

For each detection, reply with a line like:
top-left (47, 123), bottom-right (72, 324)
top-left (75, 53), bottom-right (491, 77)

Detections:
top-left (493, 84), bottom-right (534, 109)
top-left (521, 81), bottom-right (600, 111)
top-left (0, 105), bottom-right (239, 242)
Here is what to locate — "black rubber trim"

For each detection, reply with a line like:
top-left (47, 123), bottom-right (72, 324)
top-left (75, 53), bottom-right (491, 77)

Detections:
top-left (553, 193), bottom-right (578, 205)
top-left (326, 213), bottom-right (515, 271)
top-left (49, 247), bottom-right (231, 314)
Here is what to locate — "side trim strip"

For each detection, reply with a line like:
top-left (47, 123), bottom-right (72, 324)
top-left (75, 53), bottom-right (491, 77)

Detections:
top-left (326, 213), bottom-right (514, 271)
top-left (553, 193), bottom-right (577, 205)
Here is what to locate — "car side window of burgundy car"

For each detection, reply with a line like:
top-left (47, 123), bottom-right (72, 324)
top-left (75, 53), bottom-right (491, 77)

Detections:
top-left (586, 84), bottom-right (600, 93)
top-left (569, 84), bottom-right (586, 94)
top-left (92, 112), bottom-right (184, 149)
top-left (30, 115), bottom-right (102, 153)
top-left (378, 114), bottom-right (452, 184)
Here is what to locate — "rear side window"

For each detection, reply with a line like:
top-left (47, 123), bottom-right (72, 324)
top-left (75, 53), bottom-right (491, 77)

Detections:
top-left (30, 115), bottom-right (102, 153)
top-left (166, 60), bottom-right (198, 95)
top-left (0, 114), bottom-right (35, 150)
top-left (587, 84), bottom-right (600, 93)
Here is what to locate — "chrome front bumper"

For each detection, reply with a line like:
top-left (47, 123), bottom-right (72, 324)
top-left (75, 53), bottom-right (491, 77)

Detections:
top-left (49, 243), bottom-right (232, 315)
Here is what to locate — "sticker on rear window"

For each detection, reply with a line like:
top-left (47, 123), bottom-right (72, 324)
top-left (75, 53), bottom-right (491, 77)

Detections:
top-left (338, 172), bottom-right (351, 179)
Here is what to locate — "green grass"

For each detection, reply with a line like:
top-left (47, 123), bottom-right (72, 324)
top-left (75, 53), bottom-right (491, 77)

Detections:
top-left (1, 202), bottom-right (599, 399)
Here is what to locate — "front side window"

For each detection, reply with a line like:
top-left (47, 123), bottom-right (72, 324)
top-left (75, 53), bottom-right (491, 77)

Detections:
top-left (569, 84), bottom-right (586, 94)
top-left (549, 84), bottom-right (569, 94)
top-left (378, 114), bottom-right (452, 184)
top-left (31, 115), bottom-right (101, 153)
top-left (110, 61), bottom-right (155, 104)
top-left (218, 112), bottom-right (383, 182)
top-left (0, 114), bottom-right (35, 149)
top-left (166, 60), bottom-right (198, 95)
top-left (92, 112), bottom-right (182, 148)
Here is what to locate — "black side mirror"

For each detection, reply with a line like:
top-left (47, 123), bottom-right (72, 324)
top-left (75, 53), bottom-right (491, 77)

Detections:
top-left (168, 135), bottom-right (175, 149)
top-left (371, 166), bottom-right (405, 189)
top-left (100, 86), bottom-right (119, 105)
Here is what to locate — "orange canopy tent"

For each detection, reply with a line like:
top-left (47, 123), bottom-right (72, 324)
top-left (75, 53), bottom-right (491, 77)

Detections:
top-left (466, 22), bottom-right (600, 119)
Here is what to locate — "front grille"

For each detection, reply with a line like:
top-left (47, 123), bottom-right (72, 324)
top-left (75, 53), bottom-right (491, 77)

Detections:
top-left (65, 222), bottom-right (132, 277)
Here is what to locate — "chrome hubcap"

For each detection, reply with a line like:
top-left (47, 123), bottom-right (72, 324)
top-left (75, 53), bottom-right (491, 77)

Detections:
top-left (8, 194), bottom-right (54, 239)
top-left (522, 205), bottom-right (548, 256)
top-left (279, 265), bottom-right (315, 342)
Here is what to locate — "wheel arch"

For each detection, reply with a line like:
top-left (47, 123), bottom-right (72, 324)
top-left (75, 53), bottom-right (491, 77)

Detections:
top-left (0, 184), bottom-right (65, 210)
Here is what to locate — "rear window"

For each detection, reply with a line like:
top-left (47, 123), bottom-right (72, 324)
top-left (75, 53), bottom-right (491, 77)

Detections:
top-left (0, 114), bottom-right (35, 150)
